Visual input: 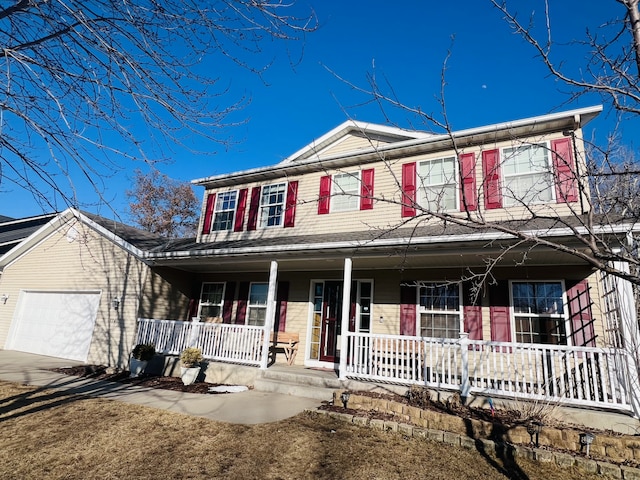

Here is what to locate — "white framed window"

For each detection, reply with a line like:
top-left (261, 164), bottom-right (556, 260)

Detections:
top-left (247, 282), bottom-right (268, 326)
top-left (259, 183), bottom-right (286, 228)
top-left (418, 282), bottom-right (462, 338)
top-left (332, 172), bottom-right (360, 212)
top-left (502, 143), bottom-right (554, 207)
top-left (418, 156), bottom-right (458, 211)
top-left (198, 282), bottom-right (225, 322)
top-left (354, 280), bottom-right (373, 333)
top-left (510, 281), bottom-right (568, 345)
top-left (212, 191), bottom-right (237, 231)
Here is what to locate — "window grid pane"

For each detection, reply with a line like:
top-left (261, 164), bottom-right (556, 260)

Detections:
top-left (332, 172), bottom-right (360, 212)
top-left (503, 144), bottom-right (553, 207)
top-left (512, 281), bottom-right (567, 345)
top-left (259, 184), bottom-right (286, 228)
top-left (213, 191), bottom-right (237, 231)
top-left (418, 157), bottom-right (457, 211)
top-left (418, 283), bottom-right (461, 339)
top-left (247, 283), bottom-right (268, 326)
top-left (199, 283), bottom-right (225, 321)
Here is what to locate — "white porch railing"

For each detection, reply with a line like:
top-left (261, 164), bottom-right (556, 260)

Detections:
top-left (136, 318), bottom-right (264, 367)
top-left (345, 332), bottom-right (636, 414)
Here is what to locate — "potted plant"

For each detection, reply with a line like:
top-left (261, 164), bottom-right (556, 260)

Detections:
top-left (180, 347), bottom-right (203, 385)
top-left (130, 343), bottom-right (155, 377)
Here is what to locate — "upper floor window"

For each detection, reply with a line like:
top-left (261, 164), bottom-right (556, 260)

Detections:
top-left (418, 283), bottom-right (461, 339)
top-left (502, 144), bottom-right (554, 207)
top-left (259, 183), bottom-right (286, 228)
top-left (198, 282), bottom-right (225, 322)
top-left (332, 172), bottom-right (361, 212)
top-left (511, 281), bottom-right (567, 344)
top-left (318, 169), bottom-right (374, 214)
top-left (212, 191), bottom-right (237, 231)
top-left (418, 156), bottom-right (457, 211)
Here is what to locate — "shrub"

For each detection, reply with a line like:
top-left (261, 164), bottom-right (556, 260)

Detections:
top-left (131, 343), bottom-right (156, 361)
top-left (180, 347), bottom-right (203, 367)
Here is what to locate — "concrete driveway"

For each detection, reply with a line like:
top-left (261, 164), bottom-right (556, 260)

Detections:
top-left (0, 350), bottom-right (321, 424)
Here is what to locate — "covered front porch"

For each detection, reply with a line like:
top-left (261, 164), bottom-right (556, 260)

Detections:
top-left (143, 233), bottom-right (640, 420)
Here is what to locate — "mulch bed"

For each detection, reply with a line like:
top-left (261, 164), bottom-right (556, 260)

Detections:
top-left (50, 364), bottom-right (244, 394)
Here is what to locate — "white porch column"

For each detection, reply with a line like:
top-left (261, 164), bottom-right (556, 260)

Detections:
top-left (612, 259), bottom-right (640, 417)
top-left (260, 260), bottom-right (279, 370)
top-left (339, 257), bottom-right (352, 380)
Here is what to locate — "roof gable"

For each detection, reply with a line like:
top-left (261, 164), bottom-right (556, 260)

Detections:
top-left (279, 120), bottom-right (432, 164)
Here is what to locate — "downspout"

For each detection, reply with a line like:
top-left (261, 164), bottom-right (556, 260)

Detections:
top-left (261, 260), bottom-right (279, 369)
top-left (339, 258), bottom-right (352, 380)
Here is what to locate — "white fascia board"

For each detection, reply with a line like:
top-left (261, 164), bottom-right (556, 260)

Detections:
top-left (191, 105), bottom-right (603, 188)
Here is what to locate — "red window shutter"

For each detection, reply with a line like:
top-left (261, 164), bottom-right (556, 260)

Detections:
top-left (464, 306), bottom-right (483, 341)
top-left (567, 279), bottom-right (595, 347)
top-left (222, 282), bottom-right (236, 324)
top-left (401, 162), bottom-right (416, 217)
top-left (235, 282), bottom-right (250, 324)
top-left (318, 175), bottom-right (331, 214)
top-left (360, 168), bottom-right (375, 210)
top-left (201, 193), bottom-right (216, 234)
top-left (233, 189), bottom-right (248, 232)
top-left (482, 149), bottom-right (502, 210)
top-left (247, 187), bottom-right (261, 231)
top-left (187, 298), bottom-right (199, 321)
top-left (284, 181), bottom-right (298, 228)
top-left (459, 153), bottom-right (477, 212)
top-left (400, 284), bottom-right (417, 336)
top-left (551, 137), bottom-right (578, 203)
top-left (489, 281), bottom-right (511, 349)
top-left (275, 281), bottom-right (289, 332)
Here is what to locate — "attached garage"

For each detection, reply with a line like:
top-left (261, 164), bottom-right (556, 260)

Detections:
top-left (6, 290), bottom-right (101, 362)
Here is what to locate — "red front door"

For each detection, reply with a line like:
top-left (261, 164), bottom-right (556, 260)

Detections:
top-left (319, 281), bottom-right (342, 363)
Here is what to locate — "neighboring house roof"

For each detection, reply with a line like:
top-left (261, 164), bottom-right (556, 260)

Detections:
top-left (0, 209), bottom-right (179, 269)
top-left (0, 213), bottom-right (58, 255)
top-left (192, 105), bottom-right (603, 189)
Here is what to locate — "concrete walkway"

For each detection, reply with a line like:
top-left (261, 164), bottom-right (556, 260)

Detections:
top-left (0, 350), bottom-right (322, 424)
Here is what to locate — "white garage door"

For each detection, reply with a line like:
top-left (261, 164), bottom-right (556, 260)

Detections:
top-left (7, 291), bottom-right (101, 362)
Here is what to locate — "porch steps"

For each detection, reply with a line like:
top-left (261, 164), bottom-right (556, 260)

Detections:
top-left (254, 366), bottom-right (341, 401)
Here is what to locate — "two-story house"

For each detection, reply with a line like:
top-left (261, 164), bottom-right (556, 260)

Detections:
top-left (1, 104), bottom-right (638, 417)
top-left (134, 104), bottom-right (638, 416)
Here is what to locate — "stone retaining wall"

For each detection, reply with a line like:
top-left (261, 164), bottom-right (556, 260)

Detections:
top-left (330, 391), bottom-right (640, 477)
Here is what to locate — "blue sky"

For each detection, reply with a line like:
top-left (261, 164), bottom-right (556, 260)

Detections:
top-left (3, 1), bottom-right (637, 219)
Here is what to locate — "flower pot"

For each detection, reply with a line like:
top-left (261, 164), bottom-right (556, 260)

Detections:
top-left (180, 366), bottom-right (201, 385)
top-left (129, 358), bottom-right (148, 378)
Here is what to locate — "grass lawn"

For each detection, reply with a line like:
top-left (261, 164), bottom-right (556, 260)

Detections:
top-left (0, 381), bottom-right (604, 479)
